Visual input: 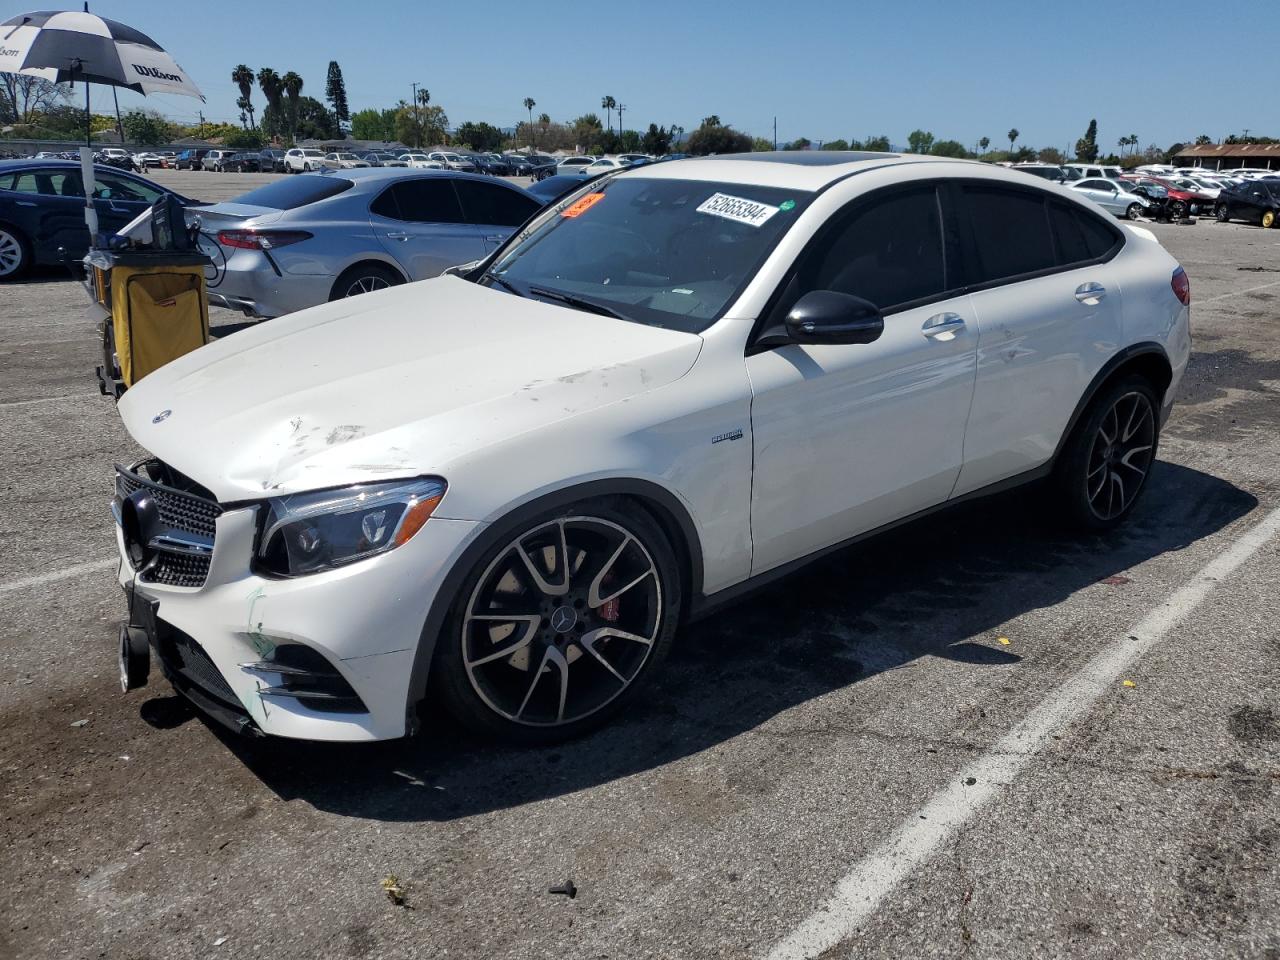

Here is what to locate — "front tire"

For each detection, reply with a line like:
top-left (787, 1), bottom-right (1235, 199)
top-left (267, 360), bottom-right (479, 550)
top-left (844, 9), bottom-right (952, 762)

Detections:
top-left (1216, 203), bottom-right (1229, 222)
top-left (432, 498), bottom-right (682, 744)
top-left (1052, 375), bottom-right (1160, 531)
top-left (0, 223), bottom-right (32, 280)
top-left (1169, 200), bottom-right (1188, 220)
top-left (1126, 203), bottom-right (1143, 221)
top-left (1263, 209), bottom-right (1277, 229)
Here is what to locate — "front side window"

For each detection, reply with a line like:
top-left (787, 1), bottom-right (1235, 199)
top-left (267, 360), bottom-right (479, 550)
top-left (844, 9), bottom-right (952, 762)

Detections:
top-left (799, 187), bottom-right (947, 313)
top-left (372, 179), bottom-right (465, 223)
top-left (487, 177), bottom-right (810, 333)
top-left (12, 170), bottom-right (82, 197)
top-left (93, 173), bottom-right (162, 204)
top-left (960, 185), bottom-right (1057, 282)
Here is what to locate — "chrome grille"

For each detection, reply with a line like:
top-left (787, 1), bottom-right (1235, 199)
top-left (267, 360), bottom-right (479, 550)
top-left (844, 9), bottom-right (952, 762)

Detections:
top-left (115, 460), bottom-right (222, 588)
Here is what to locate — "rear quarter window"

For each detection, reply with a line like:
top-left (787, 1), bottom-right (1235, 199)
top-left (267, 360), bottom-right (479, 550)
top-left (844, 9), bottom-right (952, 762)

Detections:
top-left (960, 185), bottom-right (1056, 282)
top-left (1049, 201), bottom-right (1121, 266)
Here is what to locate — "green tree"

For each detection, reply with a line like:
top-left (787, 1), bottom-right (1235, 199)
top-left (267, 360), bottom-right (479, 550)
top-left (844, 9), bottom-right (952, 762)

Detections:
top-left (862, 134), bottom-right (891, 151)
top-left (225, 128), bottom-right (264, 149)
top-left (325, 60), bottom-right (349, 126)
top-left (282, 71), bottom-right (303, 141)
top-left (571, 112), bottom-right (604, 152)
top-left (1075, 119), bottom-right (1098, 162)
top-left (929, 139), bottom-right (968, 158)
top-left (1037, 146), bottom-right (1065, 164)
top-left (1194, 134), bottom-right (1212, 145)
top-left (257, 68), bottom-right (284, 138)
top-left (686, 119), bottom-right (751, 155)
top-left (231, 64), bottom-right (255, 128)
top-left (1007, 127), bottom-right (1019, 152)
top-left (394, 103), bottom-right (448, 148)
top-left (350, 108), bottom-right (392, 141)
top-left (600, 95), bottom-right (616, 135)
top-left (822, 139), bottom-right (850, 151)
top-left (978, 136), bottom-right (990, 153)
top-left (121, 108), bottom-right (173, 145)
top-left (294, 95), bottom-right (338, 140)
top-left (456, 120), bottom-right (504, 151)
top-left (0, 74), bottom-right (69, 125)
top-left (907, 129), bottom-right (935, 153)
top-left (751, 136), bottom-right (774, 151)
top-left (786, 136), bottom-right (811, 150)
top-left (641, 123), bottom-right (673, 155)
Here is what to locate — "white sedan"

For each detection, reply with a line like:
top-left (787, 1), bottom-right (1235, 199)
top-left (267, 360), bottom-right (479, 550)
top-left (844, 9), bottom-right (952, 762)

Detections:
top-left (1069, 178), bottom-right (1152, 219)
top-left (398, 152), bottom-right (444, 169)
top-left (322, 152), bottom-right (371, 170)
top-left (111, 153), bottom-right (1190, 744)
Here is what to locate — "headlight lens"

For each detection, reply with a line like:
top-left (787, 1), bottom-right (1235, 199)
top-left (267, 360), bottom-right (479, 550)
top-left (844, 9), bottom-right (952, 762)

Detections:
top-left (256, 477), bottom-right (446, 577)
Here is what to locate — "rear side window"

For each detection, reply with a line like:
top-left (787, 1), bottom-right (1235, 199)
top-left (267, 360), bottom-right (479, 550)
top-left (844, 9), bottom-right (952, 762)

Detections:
top-left (805, 186), bottom-right (947, 312)
top-left (229, 177), bottom-right (353, 211)
top-left (454, 180), bottom-right (540, 227)
top-left (961, 185), bottom-right (1056, 282)
top-left (372, 178), bottom-right (465, 223)
top-left (1049, 202), bottom-right (1119, 266)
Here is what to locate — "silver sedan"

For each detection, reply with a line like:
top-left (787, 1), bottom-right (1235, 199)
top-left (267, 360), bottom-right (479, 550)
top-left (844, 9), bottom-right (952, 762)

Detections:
top-left (194, 169), bottom-right (542, 319)
top-left (1068, 178), bottom-right (1151, 220)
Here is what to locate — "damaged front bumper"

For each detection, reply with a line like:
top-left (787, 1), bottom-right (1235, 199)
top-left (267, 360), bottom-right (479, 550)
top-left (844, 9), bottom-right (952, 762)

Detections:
top-left (116, 502), bottom-right (479, 741)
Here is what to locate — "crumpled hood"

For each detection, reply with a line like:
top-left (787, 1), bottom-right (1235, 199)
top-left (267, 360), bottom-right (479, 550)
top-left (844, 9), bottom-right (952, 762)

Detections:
top-left (118, 276), bottom-right (702, 502)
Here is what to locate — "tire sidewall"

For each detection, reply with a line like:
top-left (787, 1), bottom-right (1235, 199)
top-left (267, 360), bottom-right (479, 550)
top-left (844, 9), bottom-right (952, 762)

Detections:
top-left (330, 263), bottom-right (403, 301)
top-left (1054, 375), bottom-right (1160, 531)
top-left (430, 496), bottom-right (682, 744)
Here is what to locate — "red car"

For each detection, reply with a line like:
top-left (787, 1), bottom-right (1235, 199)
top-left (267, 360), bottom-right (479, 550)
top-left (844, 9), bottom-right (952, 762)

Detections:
top-left (1147, 176), bottom-right (1217, 217)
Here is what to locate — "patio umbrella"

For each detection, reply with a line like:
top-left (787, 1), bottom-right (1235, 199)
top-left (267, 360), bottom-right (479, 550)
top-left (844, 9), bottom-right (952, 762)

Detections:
top-left (0, 6), bottom-right (205, 143)
top-left (0, 6), bottom-right (204, 241)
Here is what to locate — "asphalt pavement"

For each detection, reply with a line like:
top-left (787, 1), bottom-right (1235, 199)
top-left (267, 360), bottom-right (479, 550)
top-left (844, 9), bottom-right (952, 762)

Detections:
top-left (0, 179), bottom-right (1277, 960)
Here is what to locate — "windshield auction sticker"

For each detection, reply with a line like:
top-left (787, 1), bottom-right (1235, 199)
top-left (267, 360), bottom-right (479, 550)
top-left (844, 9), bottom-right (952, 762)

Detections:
top-left (561, 192), bottom-right (606, 218)
top-left (695, 193), bottom-right (780, 228)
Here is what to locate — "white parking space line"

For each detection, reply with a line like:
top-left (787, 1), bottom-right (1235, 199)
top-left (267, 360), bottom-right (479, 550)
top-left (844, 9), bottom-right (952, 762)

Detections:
top-left (0, 558), bottom-right (118, 597)
top-left (1199, 279), bottom-right (1280, 305)
top-left (765, 503), bottom-right (1280, 960)
top-left (0, 394), bottom-right (97, 408)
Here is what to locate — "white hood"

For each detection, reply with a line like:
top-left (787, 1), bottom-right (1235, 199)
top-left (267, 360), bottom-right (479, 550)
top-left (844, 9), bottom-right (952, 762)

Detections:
top-left (119, 276), bottom-right (702, 501)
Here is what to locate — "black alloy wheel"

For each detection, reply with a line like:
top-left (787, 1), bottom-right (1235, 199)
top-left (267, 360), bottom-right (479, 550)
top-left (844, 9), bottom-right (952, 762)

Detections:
top-left (435, 501), bottom-right (680, 742)
top-left (1054, 376), bottom-right (1159, 530)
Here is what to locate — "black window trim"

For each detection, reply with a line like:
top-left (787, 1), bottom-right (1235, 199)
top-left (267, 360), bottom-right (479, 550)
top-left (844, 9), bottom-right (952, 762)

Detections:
top-left (747, 179), bottom-right (964, 354)
top-left (951, 178), bottom-right (1124, 294)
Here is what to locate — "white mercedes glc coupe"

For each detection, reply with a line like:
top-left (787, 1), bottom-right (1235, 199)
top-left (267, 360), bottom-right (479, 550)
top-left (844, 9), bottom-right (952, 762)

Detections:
top-left (111, 152), bottom-right (1191, 744)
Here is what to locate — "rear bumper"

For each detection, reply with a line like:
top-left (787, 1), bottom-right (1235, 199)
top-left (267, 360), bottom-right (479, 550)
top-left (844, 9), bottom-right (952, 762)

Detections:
top-left (207, 250), bottom-right (335, 319)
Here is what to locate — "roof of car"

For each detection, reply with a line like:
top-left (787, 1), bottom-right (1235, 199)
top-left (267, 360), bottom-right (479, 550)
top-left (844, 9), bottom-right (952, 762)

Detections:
top-left (618, 151), bottom-right (979, 191)
top-left (319, 167), bottom-right (531, 189)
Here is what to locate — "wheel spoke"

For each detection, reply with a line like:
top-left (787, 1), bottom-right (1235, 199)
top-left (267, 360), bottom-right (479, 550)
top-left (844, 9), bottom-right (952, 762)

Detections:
top-left (578, 629), bottom-right (629, 684)
top-left (514, 520), bottom-right (570, 596)
top-left (1110, 470), bottom-right (1125, 514)
top-left (1122, 401), bottom-right (1151, 442)
top-left (463, 614), bottom-right (540, 667)
top-left (582, 625), bottom-right (654, 649)
top-left (590, 566), bottom-right (654, 609)
top-left (587, 534), bottom-right (632, 607)
top-left (1119, 444), bottom-right (1152, 473)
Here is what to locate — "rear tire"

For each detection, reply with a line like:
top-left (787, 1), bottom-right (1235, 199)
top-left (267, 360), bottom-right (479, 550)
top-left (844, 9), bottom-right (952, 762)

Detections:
top-left (1215, 203), bottom-right (1229, 222)
top-left (329, 263), bottom-right (403, 301)
top-left (1263, 209), bottom-right (1278, 229)
top-left (431, 497), bottom-right (682, 744)
top-left (1052, 375), bottom-right (1160, 532)
top-left (1169, 200), bottom-right (1188, 219)
top-left (0, 222), bottom-right (32, 280)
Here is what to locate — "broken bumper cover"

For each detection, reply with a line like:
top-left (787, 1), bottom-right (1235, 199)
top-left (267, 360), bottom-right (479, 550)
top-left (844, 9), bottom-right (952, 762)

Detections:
top-left (116, 504), bottom-right (480, 741)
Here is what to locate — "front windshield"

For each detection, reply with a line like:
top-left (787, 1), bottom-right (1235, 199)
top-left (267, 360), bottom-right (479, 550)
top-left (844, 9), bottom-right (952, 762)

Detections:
top-left (485, 177), bottom-right (811, 334)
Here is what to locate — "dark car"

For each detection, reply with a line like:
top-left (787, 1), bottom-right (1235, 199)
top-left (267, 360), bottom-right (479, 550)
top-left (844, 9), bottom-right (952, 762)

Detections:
top-left (1215, 181), bottom-right (1280, 228)
top-left (259, 149), bottom-right (286, 173)
top-left (503, 154), bottom-right (533, 176)
top-left (525, 172), bottom-right (608, 206)
top-left (221, 152), bottom-right (262, 173)
top-left (175, 148), bottom-right (208, 170)
top-left (528, 156), bottom-right (561, 181)
top-left (0, 159), bottom-right (195, 279)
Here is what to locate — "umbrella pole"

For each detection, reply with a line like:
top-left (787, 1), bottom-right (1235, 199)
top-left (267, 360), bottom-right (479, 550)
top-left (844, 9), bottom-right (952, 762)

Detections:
top-left (84, 78), bottom-right (91, 146)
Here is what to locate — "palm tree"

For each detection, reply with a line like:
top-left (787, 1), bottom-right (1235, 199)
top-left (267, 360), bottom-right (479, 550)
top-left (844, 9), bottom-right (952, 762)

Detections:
top-left (231, 64), bottom-right (255, 129)
top-left (601, 95), bottom-right (616, 135)
top-left (1129, 133), bottom-right (1139, 157)
top-left (978, 136), bottom-right (990, 153)
top-left (1007, 128), bottom-right (1019, 153)
top-left (257, 67), bottom-right (282, 139)
top-left (523, 97), bottom-right (536, 146)
top-left (282, 71), bottom-right (303, 142)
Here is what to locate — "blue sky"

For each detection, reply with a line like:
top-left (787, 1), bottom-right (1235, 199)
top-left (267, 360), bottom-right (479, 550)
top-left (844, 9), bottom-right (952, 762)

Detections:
top-left (77, 0), bottom-right (1272, 149)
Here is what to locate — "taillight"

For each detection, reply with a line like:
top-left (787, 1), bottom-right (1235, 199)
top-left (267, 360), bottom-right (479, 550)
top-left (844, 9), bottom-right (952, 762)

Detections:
top-left (216, 230), bottom-right (312, 251)
top-left (1172, 267), bottom-right (1191, 306)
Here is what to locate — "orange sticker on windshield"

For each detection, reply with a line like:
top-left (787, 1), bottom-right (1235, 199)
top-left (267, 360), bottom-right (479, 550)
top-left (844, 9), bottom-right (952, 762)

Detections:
top-left (561, 192), bottom-right (605, 218)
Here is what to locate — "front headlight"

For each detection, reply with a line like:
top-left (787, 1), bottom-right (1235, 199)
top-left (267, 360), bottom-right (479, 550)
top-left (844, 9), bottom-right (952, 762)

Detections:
top-left (255, 478), bottom-right (446, 577)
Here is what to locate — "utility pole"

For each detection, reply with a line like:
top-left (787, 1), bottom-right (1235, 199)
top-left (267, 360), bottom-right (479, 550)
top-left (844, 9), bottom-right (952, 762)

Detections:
top-left (773, 116), bottom-right (777, 150)
top-left (616, 102), bottom-right (625, 135)
top-left (198, 110), bottom-right (205, 140)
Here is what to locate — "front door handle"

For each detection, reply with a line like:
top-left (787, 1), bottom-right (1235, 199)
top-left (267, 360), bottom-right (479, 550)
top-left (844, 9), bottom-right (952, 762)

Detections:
top-left (385, 231), bottom-right (410, 241)
top-left (922, 312), bottom-right (966, 339)
top-left (1074, 281), bottom-right (1106, 303)
top-left (484, 234), bottom-right (506, 243)
top-left (15, 200), bottom-right (36, 207)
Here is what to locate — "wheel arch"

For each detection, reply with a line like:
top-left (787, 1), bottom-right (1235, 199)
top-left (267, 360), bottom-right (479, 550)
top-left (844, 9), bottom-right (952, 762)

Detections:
top-left (403, 476), bottom-right (705, 734)
top-left (1050, 343), bottom-right (1172, 467)
top-left (328, 257), bottom-right (409, 300)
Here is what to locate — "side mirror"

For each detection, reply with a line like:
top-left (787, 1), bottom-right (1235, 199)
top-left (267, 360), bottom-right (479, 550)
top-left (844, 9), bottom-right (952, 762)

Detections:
top-left (782, 290), bottom-right (884, 345)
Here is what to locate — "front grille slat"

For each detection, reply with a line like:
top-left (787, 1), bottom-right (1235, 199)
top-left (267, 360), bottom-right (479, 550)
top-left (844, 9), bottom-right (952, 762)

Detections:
top-left (115, 460), bottom-right (222, 588)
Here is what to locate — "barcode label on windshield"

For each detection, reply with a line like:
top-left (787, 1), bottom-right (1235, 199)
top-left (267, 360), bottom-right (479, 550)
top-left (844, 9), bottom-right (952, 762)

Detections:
top-left (695, 193), bottom-right (779, 228)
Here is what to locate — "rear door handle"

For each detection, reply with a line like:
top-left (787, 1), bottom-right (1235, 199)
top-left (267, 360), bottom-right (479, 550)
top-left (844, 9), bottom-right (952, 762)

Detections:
top-left (484, 234), bottom-right (506, 243)
top-left (15, 200), bottom-right (36, 207)
top-left (1074, 281), bottom-right (1106, 303)
top-left (922, 312), bottom-right (966, 339)
top-left (385, 231), bottom-right (410, 241)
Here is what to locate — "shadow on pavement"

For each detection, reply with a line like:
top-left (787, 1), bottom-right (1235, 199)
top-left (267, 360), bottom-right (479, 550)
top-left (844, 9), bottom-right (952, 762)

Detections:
top-left (206, 460), bottom-right (1256, 821)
